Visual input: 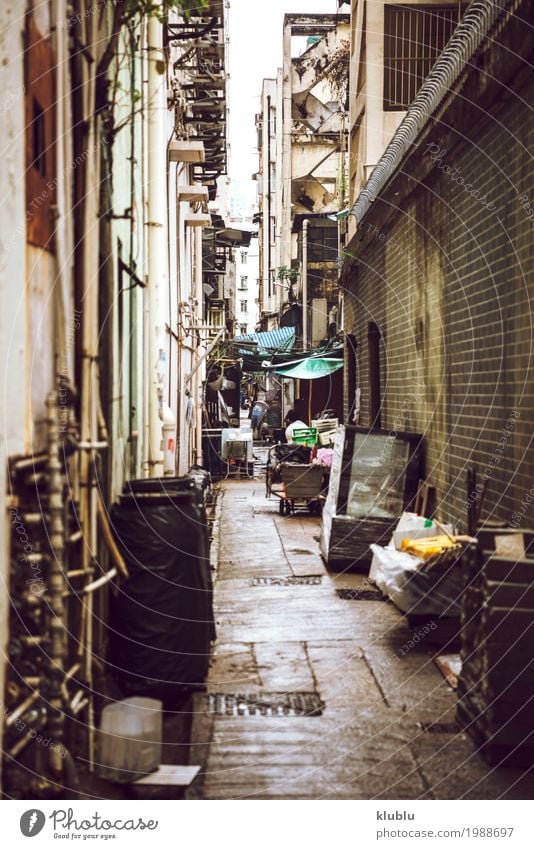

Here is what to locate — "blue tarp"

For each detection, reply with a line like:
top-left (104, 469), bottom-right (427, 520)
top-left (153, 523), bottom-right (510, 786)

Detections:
top-left (234, 327), bottom-right (296, 353)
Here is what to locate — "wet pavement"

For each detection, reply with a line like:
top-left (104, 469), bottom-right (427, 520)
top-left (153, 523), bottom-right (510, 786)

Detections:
top-left (187, 472), bottom-right (534, 800)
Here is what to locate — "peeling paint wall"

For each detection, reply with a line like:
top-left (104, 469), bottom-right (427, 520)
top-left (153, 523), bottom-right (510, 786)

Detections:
top-left (0, 0), bottom-right (26, 791)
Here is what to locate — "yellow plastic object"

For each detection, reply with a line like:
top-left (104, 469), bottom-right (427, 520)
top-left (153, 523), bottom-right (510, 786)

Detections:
top-left (400, 535), bottom-right (458, 560)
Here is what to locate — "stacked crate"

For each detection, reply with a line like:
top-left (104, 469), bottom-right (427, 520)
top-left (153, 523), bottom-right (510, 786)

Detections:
top-left (458, 529), bottom-right (534, 766)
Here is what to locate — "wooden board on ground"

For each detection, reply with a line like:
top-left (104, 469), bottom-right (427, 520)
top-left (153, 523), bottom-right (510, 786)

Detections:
top-left (133, 765), bottom-right (201, 786)
top-left (434, 654), bottom-right (462, 689)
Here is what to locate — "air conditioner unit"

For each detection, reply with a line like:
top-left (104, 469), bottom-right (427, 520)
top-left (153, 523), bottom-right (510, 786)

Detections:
top-left (311, 418), bottom-right (339, 446)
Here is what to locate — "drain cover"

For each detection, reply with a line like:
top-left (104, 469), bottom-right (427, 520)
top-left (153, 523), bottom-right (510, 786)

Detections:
top-left (250, 575), bottom-right (322, 586)
top-left (336, 588), bottom-right (385, 601)
top-left (207, 692), bottom-right (324, 716)
top-left (419, 721), bottom-right (461, 734)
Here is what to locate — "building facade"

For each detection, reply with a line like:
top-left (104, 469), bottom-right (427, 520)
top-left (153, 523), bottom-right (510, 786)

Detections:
top-left (0, 0), bottom-right (229, 794)
top-left (341, 0), bottom-right (534, 530)
top-left (344, 0), bottom-right (467, 246)
top-left (256, 13), bottom-right (350, 349)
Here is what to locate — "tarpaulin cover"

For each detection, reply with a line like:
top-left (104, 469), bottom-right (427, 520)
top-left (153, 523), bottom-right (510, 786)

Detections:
top-left (109, 477), bottom-right (215, 705)
top-left (274, 356), bottom-right (343, 379)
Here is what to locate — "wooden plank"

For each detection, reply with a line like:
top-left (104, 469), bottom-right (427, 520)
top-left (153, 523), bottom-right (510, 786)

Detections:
top-left (434, 654), bottom-right (462, 689)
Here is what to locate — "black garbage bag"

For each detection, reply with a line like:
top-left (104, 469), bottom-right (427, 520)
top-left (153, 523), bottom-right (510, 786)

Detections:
top-left (188, 465), bottom-right (212, 499)
top-left (272, 444), bottom-right (311, 464)
top-left (108, 477), bottom-right (215, 705)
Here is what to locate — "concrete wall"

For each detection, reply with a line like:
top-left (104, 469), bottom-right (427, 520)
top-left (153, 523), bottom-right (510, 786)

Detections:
top-left (235, 241), bottom-right (259, 335)
top-left (0, 0), bottom-right (27, 790)
top-left (257, 77), bottom-right (280, 322)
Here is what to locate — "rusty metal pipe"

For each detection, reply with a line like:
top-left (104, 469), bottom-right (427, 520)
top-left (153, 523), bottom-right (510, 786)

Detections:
top-left (45, 390), bottom-right (68, 776)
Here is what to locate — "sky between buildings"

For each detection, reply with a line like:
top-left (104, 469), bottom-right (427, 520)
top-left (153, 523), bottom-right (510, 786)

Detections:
top-left (227, 0), bottom-right (339, 215)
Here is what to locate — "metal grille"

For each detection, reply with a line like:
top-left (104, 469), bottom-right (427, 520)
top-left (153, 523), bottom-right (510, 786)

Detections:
top-left (250, 575), bottom-right (323, 586)
top-left (207, 692), bottom-right (324, 716)
top-left (384, 5), bottom-right (462, 110)
top-left (336, 588), bottom-right (385, 601)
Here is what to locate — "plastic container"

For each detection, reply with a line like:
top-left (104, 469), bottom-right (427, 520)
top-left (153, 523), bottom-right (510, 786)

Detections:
top-left (97, 697), bottom-right (162, 783)
top-left (109, 476), bottom-right (215, 705)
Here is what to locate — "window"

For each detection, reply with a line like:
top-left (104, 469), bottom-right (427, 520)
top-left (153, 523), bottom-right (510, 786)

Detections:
top-left (384, 5), bottom-right (461, 110)
top-left (305, 222), bottom-right (338, 264)
top-left (208, 308), bottom-right (224, 328)
top-left (239, 275), bottom-right (248, 289)
top-left (240, 251), bottom-right (247, 264)
top-left (240, 324), bottom-right (248, 335)
top-left (240, 300), bottom-right (248, 313)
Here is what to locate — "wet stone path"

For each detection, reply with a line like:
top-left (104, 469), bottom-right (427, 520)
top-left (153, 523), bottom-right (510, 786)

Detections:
top-left (187, 478), bottom-right (534, 800)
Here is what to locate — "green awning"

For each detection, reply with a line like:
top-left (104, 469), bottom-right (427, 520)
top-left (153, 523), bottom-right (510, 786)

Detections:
top-left (273, 357), bottom-right (344, 380)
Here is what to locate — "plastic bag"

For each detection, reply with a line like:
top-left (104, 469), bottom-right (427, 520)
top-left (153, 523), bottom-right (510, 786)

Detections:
top-left (108, 477), bottom-right (215, 705)
top-left (370, 543), bottom-right (464, 617)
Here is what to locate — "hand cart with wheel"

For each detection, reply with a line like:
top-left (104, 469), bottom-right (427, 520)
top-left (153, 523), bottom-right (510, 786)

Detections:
top-left (265, 443), bottom-right (310, 499)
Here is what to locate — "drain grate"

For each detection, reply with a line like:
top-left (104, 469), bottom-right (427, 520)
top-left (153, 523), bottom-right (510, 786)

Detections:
top-left (419, 721), bottom-right (461, 734)
top-left (250, 575), bottom-right (322, 586)
top-left (336, 588), bottom-right (385, 601)
top-left (207, 692), bottom-right (324, 716)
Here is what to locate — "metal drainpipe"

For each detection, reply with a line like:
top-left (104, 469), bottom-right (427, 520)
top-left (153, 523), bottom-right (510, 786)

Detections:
top-left (266, 94), bottom-right (272, 309)
top-left (194, 225), bottom-right (204, 467)
top-left (128, 25), bottom-right (137, 479)
top-left (147, 14), bottom-right (168, 477)
top-left (302, 219), bottom-right (309, 351)
top-left (45, 390), bottom-right (67, 777)
top-left (78, 16), bottom-right (100, 768)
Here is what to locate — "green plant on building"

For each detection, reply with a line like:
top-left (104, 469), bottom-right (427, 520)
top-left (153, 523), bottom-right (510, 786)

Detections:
top-left (124, 0), bottom-right (210, 19)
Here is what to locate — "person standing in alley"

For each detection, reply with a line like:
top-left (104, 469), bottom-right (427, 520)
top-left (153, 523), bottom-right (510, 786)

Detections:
top-left (284, 409), bottom-right (308, 443)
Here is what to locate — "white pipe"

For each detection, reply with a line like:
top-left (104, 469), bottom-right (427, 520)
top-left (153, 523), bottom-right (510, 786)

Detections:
top-left (302, 219), bottom-right (309, 351)
top-left (52, 0), bottom-right (73, 383)
top-left (281, 20), bottom-right (292, 281)
top-left (161, 402), bottom-right (177, 476)
top-left (81, 568), bottom-right (118, 595)
top-left (146, 15), bottom-right (168, 477)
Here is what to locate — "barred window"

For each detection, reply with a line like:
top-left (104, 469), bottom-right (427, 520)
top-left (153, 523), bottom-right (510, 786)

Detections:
top-left (384, 5), bottom-right (462, 110)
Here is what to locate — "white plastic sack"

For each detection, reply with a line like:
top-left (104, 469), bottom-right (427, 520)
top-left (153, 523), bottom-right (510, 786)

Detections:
top-left (370, 543), bottom-right (463, 617)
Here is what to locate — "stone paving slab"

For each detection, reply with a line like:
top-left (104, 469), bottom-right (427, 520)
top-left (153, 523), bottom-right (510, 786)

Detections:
top-left (207, 642), bottom-right (262, 691)
top-left (202, 717), bottom-right (428, 800)
top-left (409, 732), bottom-right (534, 800)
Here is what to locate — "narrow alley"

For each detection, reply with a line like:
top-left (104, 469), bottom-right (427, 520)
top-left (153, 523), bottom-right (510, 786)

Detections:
top-left (186, 474), bottom-right (534, 800)
top-left (1, 0), bottom-right (534, 833)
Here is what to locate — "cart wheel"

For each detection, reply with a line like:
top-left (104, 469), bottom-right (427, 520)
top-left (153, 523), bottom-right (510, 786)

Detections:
top-left (279, 498), bottom-right (285, 515)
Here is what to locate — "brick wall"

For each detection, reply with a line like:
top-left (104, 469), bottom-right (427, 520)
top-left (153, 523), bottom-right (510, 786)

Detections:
top-left (342, 72), bottom-right (534, 531)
